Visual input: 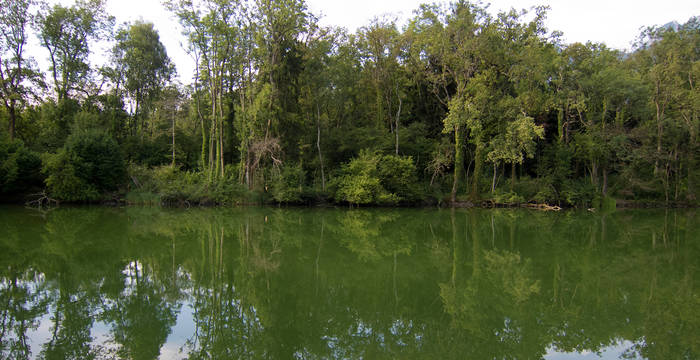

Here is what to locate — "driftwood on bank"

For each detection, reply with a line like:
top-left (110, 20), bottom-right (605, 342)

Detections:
top-left (521, 203), bottom-right (562, 211)
top-left (25, 191), bottom-right (59, 209)
top-left (451, 200), bottom-right (562, 211)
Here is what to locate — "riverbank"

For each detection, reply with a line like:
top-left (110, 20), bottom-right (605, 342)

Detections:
top-left (12, 189), bottom-right (698, 210)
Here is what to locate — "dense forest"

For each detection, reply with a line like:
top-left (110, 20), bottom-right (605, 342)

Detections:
top-left (0, 0), bottom-right (698, 207)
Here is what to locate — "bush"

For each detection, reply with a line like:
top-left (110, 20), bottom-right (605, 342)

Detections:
top-left (44, 130), bottom-right (126, 202)
top-left (560, 179), bottom-right (596, 207)
top-left (127, 164), bottom-right (251, 206)
top-left (377, 154), bottom-right (420, 200)
top-left (0, 139), bottom-right (43, 198)
top-left (270, 163), bottom-right (306, 203)
top-left (332, 150), bottom-right (418, 205)
top-left (491, 190), bottom-right (525, 204)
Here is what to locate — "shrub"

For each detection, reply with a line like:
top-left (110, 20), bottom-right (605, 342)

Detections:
top-left (560, 179), bottom-right (596, 207)
top-left (0, 139), bottom-right (43, 198)
top-left (335, 173), bottom-right (384, 205)
top-left (44, 130), bottom-right (126, 202)
top-left (332, 150), bottom-right (418, 205)
top-left (270, 163), bottom-right (306, 204)
top-left (377, 154), bottom-right (419, 200)
top-left (127, 164), bottom-right (251, 206)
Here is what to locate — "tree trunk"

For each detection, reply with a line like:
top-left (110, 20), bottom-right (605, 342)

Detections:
top-left (591, 160), bottom-right (598, 188)
top-left (470, 141), bottom-right (484, 200)
top-left (451, 125), bottom-right (464, 203)
top-left (557, 107), bottom-right (564, 142)
top-left (602, 166), bottom-right (608, 196)
top-left (316, 104), bottom-right (326, 191)
top-left (653, 83), bottom-right (666, 176)
top-left (395, 82), bottom-right (402, 156)
top-left (194, 60), bottom-right (207, 171)
top-left (172, 113), bottom-right (176, 166)
top-left (511, 162), bottom-right (516, 192)
top-left (227, 97), bottom-right (235, 165)
top-left (219, 88), bottom-right (225, 178)
top-left (491, 163), bottom-right (497, 193)
top-left (8, 105), bottom-right (16, 141)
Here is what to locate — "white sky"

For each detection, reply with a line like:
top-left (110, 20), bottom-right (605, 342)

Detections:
top-left (32, 0), bottom-right (700, 85)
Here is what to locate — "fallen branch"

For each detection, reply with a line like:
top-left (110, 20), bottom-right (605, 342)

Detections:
top-left (522, 203), bottom-right (562, 211)
top-left (25, 191), bottom-right (59, 209)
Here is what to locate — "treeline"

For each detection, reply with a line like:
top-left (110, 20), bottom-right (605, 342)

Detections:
top-left (0, 0), bottom-right (698, 206)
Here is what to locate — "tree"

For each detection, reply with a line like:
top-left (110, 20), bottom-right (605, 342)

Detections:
top-left (254, 0), bottom-right (309, 139)
top-left (37, 0), bottom-right (113, 101)
top-left (406, 2), bottom-right (487, 202)
top-left (113, 21), bottom-right (175, 136)
top-left (487, 115), bottom-right (544, 192)
top-left (166, 0), bottom-right (241, 179)
top-left (0, 0), bottom-right (43, 141)
top-left (633, 18), bottom-right (700, 202)
top-left (358, 18), bottom-right (406, 154)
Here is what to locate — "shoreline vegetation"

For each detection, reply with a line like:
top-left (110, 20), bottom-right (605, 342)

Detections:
top-left (1, 1), bottom-right (698, 210)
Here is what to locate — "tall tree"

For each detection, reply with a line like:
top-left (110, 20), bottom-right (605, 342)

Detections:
top-left (37, 0), bottom-right (113, 101)
top-left (359, 18), bottom-right (406, 155)
top-left (113, 21), bottom-right (175, 135)
top-left (0, 0), bottom-right (43, 141)
top-left (407, 2), bottom-right (491, 202)
top-left (166, 0), bottom-right (240, 179)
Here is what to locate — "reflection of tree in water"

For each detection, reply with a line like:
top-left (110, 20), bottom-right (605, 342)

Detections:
top-left (37, 209), bottom-right (118, 360)
top-left (39, 281), bottom-right (98, 360)
top-left (439, 210), bottom-right (544, 359)
top-left (0, 206), bottom-right (698, 359)
top-left (0, 271), bottom-right (48, 360)
top-left (102, 260), bottom-right (178, 360)
top-left (182, 219), bottom-right (266, 360)
top-left (0, 208), bottom-right (49, 360)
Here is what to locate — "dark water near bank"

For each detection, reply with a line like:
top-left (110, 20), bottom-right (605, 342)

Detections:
top-left (0, 206), bottom-right (697, 359)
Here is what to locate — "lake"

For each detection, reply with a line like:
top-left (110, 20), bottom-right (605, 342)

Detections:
top-left (0, 206), bottom-right (697, 359)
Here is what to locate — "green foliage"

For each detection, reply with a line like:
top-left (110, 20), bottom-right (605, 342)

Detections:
top-left (127, 164), bottom-right (251, 206)
top-left (1, 1), bottom-right (698, 207)
top-left (560, 180), bottom-right (597, 207)
top-left (270, 163), bottom-right (306, 203)
top-left (592, 195), bottom-right (617, 212)
top-left (113, 20), bottom-right (174, 123)
top-left (44, 130), bottom-right (125, 202)
top-left (122, 135), bottom-right (171, 167)
top-left (38, 0), bottom-right (113, 100)
top-left (332, 150), bottom-right (417, 205)
top-left (0, 139), bottom-right (43, 198)
top-left (377, 153), bottom-right (420, 201)
top-left (490, 190), bottom-right (525, 205)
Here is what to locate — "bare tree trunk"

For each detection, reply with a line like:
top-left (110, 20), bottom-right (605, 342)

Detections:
top-left (193, 55), bottom-right (207, 171)
top-left (395, 82), bottom-right (402, 155)
top-left (451, 125), bottom-right (464, 203)
top-left (219, 86), bottom-right (225, 178)
top-left (172, 113), bottom-right (176, 166)
top-left (653, 83), bottom-right (667, 175)
top-left (491, 163), bottom-right (497, 193)
top-left (316, 104), bottom-right (325, 191)
top-left (602, 166), bottom-right (608, 196)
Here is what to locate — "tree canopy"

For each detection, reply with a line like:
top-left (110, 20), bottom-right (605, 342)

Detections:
top-left (0, 1), bottom-right (698, 207)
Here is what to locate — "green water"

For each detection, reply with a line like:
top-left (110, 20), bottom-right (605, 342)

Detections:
top-left (0, 206), bottom-right (697, 359)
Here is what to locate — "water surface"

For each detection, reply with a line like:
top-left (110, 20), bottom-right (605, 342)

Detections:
top-left (0, 206), bottom-right (697, 359)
